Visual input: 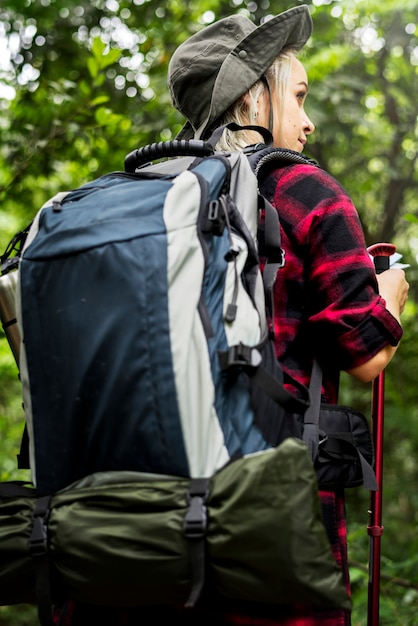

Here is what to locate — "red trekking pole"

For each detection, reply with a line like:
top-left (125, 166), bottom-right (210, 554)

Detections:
top-left (366, 243), bottom-right (396, 626)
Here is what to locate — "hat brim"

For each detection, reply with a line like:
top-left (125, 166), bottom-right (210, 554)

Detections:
top-left (176, 5), bottom-right (312, 140)
top-left (176, 120), bottom-right (196, 141)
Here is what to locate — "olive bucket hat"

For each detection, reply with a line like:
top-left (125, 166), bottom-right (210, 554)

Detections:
top-left (168, 4), bottom-right (312, 140)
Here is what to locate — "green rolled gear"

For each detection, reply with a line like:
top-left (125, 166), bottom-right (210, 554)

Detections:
top-left (0, 438), bottom-right (350, 611)
top-left (49, 474), bottom-right (193, 606)
top-left (0, 484), bottom-right (37, 605)
top-left (208, 437), bottom-right (350, 609)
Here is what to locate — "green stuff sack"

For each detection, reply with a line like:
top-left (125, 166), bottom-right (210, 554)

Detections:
top-left (0, 438), bottom-right (350, 612)
top-left (49, 474), bottom-right (193, 606)
top-left (0, 483), bottom-right (37, 605)
top-left (208, 438), bottom-right (349, 608)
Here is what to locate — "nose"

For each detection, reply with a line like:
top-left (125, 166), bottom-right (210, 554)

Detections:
top-left (304, 113), bottom-right (315, 135)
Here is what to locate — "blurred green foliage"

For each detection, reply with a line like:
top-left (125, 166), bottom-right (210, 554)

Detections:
top-left (0, 0), bottom-right (417, 624)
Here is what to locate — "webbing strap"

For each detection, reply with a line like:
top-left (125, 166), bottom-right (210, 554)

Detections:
top-left (302, 360), bottom-right (323, 462)
top-left (17, 424), bottom-right (30, 469)
top-left (259, 195), bottom-right (285, 321)
top-left (249, 359), bottom-right (310, 413)
top-left (358, 450), bottom-right (378, 491)
top-left (183, 478), bottom-right (210, 608)
top-left (0, 480), bottom-right (34, 497)
top-left (29, 495), bottom-right (54, 626)
top-left (321, 436), bottom-right (378, 491)
top-left (218, 344), bottom-right (309, 414)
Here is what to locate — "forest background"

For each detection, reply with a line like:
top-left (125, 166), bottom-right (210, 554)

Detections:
top-left (0, 0), bottom-right (417, 624)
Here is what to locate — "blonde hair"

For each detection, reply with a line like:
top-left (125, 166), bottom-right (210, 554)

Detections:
top-left (215, 49), bottom-right (297, 151)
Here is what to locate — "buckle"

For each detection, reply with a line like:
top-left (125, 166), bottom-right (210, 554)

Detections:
top-left (29, 515), bottom-right (48, 557)
top-left (227, 344), bottom-right (262, 368)
top-left (184, 478), bottom-right (209, 540)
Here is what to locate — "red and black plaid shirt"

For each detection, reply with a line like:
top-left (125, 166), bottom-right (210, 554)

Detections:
top-left (262, 162), bottom-right (402, 404)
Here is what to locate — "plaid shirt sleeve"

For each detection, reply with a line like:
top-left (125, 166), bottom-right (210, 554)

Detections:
top-left (261, 162), bottom-right (403, 392)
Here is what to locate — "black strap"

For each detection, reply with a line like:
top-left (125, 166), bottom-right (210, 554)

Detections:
top-left (29, 495), bottom-right (54, 626)
top-left (0, 480), bottom-right (35, 497)
top-left (248, 358), bottom-right (310, 413)
top-left (218, 344), bottom-right (309, 414)
top-left (357, 450), bottom-right (379, 491)
top-left (17, 424), bottom-right (30, 469)
top-left (183, 478), bottom-right (209, 608)
top-left (257, 195), bottom-right (285, 321)
top-left (320, 435), bottom-right (378, 491)
top-left (302, 360), bottom-right (323, 462)
top-left (258, 196), bottom-right (283, 262)
top-left (224, 122), bottom-right (273, 146)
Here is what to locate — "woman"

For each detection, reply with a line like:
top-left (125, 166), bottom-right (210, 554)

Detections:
top-left (167, 4), bottom-right (408, 626)
top-left (55, 5), bottom-right (408, 626)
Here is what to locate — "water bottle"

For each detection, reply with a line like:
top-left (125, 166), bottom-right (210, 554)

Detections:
top-left (0, 270), bottom-right (21, 366)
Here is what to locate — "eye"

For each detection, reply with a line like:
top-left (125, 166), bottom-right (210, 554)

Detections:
top-left (297, 91), bottom-right (306, 102)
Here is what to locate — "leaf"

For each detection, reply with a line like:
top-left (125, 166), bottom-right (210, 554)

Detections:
top-left (91, 37), bottom-right (106, 61)
top-left (101, 48), bottom-right (122, 68)
top-left (87, 57), bottom-right (98, 79)
top-left (90, 95), bottom-right (110, 107)
top-left (403, 213), bottom-right (418, 223)
top-left (94, 106), bottom-right (111, 125)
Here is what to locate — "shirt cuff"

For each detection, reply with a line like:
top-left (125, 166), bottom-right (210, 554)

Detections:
top-left (336, 299), bottom-right (403, 370)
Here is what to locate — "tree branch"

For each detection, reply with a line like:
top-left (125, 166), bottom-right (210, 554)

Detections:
top-left (349, 559), bottom-right (418, 590)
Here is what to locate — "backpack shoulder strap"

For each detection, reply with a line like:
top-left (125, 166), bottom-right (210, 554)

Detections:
top-left (246, 145), bottom-right (318, 178)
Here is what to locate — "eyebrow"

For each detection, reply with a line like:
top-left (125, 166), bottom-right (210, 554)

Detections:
top-left (298, 81), bottom-right (309, 92)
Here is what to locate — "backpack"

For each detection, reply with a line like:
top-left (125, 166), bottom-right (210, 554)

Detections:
top-left (17, 125), bottom-right (311, 495)
top-left (0, 125), bottom-right (351, 622)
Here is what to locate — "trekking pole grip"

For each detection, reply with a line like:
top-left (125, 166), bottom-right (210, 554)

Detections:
top-left (367, 243), bottom-right (396, 275)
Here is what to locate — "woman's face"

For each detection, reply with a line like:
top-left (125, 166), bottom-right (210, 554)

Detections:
top-left (259, 56), bottom-right (315, 152)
